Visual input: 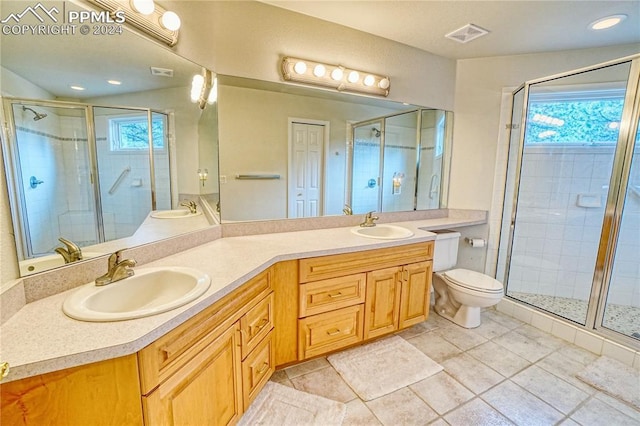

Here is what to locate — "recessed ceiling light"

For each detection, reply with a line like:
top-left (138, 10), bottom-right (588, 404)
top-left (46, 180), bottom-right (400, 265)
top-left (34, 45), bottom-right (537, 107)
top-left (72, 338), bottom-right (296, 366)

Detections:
top-left (107, 80), bottom-right (122, 85)
top-left (589, 14), bottom-right (627, 30)
top-left (70, 85), bottom-right (85, 91)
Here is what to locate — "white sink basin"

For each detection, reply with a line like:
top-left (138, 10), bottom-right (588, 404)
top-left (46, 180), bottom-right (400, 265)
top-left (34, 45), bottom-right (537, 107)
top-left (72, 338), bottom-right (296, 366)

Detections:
top-left (150, 209), bottom-right (202, 219)
top-left (351, 224), bottom-right (414, 240)
top-left (63, 267), bottom-right (211, 322)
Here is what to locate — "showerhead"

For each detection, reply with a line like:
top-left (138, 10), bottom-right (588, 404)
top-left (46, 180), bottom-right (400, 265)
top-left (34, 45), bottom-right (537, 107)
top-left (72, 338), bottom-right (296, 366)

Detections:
top-left (372, 127), bottom-right (381, 137)
top-left (22, 106), bottom-right (47, 121)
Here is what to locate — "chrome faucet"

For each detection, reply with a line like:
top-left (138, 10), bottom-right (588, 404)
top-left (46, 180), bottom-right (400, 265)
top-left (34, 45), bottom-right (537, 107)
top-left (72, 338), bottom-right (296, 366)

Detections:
top-left (343, 204), bottom-right (353, 215)
top-left (55, 237), bottom-right (83, 264)
top-left (95, 250), bottom-right (136, 286)
top-left (360, 211), bottom-right (379, 227)
top-left (180, 200), bottom-right (197, 213)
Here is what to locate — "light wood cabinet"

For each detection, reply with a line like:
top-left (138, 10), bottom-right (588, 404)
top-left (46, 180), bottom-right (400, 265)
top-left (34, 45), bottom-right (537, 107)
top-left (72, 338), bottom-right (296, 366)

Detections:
top-left (142, 323), bottom-right (243, 426)
top-left (364, 261), bottom-right (433, 339)
top-left (1, 240), bottom-right (435, 425)
top-left (0, 355), bottom-right (143, 426)
top-left (298, 304), bottom-right (364, 359)
top-left (364, 266), bottom-right (402, 339)
top-left (299, 273), bottom-right (366, 317)
top-left (297, 242), bottom-right (434, 360)
top-left (242, 331), bottom-right (275, 409)
top-left (399, 261), bottom-right (433, 329)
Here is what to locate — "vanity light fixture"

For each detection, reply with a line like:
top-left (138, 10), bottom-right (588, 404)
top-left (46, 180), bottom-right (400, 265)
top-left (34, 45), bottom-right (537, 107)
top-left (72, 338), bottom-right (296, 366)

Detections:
top-left (130, 0), bottom-right (154, 15)
top-left (197, 169), bottom-right (208, 186)
top-left (85, 0), bottom-right (181, 46)
top-left (191, 68), bottom-right (217, 109)
top-left (281, 56), bottom-right (390, 97)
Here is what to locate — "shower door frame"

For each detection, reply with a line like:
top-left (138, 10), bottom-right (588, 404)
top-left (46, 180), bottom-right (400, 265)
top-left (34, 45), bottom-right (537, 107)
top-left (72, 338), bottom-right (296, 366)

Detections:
top-left (1, 97), bottom-right (170, 260)
top-left (1, 98), bottom-right (103, 260)
top-left (500, 54), bottom-right (640, 349)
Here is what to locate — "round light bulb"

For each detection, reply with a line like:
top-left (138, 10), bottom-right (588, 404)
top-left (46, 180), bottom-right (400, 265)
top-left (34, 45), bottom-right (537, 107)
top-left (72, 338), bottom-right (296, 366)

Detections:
top-left (191, 74), bottom-right (204, 102)
top-left (131, 0), bottom-right (155, 15)
top-left (161, 11), bottom-right (181, 31)
top-left (363, 75), bottom-right (375, 87)
top-left (313, 64), bottom-right (326, 77)
top-left (294, 61), bottom-right (307, 74)
top-left (378, 78), bottom-right (390, 90)
top-left (331, 68), bottom-right (344, 80)
top-left (347, 71), bottom-right (359, 83)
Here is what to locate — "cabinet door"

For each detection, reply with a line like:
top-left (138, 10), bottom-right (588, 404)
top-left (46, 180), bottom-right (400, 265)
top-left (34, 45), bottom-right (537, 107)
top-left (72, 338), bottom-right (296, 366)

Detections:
top-left (399, 261), bottom-right (433, 329)
top-left (364, 266), bottom-right (402, 339)
top-left (143, 323), bottom-right (242, 426)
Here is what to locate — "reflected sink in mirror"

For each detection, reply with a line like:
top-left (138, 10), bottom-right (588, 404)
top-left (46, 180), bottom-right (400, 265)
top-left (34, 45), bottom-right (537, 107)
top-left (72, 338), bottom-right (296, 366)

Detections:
top-left (150, 210), bottom-right (203, 219)
top-left (350, 224), bottom-right (414, 240)
top-left (62, 267), bottom-right (211, 322)
top-left (19, 252), bottom-right (105, 277)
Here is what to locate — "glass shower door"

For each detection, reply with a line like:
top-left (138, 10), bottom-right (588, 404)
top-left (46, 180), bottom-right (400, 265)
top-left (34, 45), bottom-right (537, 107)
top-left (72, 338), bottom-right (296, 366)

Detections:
top-left (505, 62), bottom-right (631, 325)
top-left (8, 102), bottom-right (98, 259)
top-left (351, 121), bottom-right (383, 213)
top-left (382, 111), bottom-right (418, 212)
top-left (93, 107), bottom-right (155, 240)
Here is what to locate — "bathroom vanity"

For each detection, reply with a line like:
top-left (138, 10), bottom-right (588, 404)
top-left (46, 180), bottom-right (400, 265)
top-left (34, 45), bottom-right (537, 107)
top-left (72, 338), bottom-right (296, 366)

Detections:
top-left (0, 212), bottom-right (486, 425)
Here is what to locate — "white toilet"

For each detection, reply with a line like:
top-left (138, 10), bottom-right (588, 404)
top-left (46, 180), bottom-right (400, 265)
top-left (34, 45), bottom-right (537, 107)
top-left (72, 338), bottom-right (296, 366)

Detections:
top-left (432, 231), bottom-right (504, 328)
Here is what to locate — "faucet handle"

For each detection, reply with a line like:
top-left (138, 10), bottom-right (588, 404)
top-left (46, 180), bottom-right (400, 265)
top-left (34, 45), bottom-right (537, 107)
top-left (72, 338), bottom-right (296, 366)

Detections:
top-left (108, 249), bottom-right (125, 267)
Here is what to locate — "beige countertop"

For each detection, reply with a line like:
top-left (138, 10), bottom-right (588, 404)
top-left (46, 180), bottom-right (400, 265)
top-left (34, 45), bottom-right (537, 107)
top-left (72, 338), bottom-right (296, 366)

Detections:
top-left (0, 214), bottom-right (485, 383)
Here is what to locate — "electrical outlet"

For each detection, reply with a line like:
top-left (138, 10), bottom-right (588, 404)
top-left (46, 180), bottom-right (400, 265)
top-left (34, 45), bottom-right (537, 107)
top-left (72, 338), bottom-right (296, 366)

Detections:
top-left (220, 175), bottom-right (227, 184)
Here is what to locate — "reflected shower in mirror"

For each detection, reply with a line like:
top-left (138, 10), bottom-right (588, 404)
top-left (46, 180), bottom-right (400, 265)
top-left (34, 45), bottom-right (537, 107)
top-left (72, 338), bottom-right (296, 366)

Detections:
top-left (0, 0), bottom-right (220, 277)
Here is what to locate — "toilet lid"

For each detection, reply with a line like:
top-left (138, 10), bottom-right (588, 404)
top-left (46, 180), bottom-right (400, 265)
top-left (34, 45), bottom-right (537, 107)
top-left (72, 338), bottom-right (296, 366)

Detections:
top-left (443, 269), bottom-right (503, 293)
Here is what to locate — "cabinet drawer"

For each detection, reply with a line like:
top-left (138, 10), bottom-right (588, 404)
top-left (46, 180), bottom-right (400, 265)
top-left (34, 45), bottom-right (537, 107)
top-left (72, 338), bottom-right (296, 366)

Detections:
top-left (299, 242), bottom-right (433, 282)
top-left (240, 292), bottom-right (274, 359)
top-left (138, 269), bottom-right (271, 394)
top-left (299, 273), bottom-right (366, 317)
top-left (298, 305), bottom-right (364, 359)
top-left (242, 331), bottom-right (275, 410)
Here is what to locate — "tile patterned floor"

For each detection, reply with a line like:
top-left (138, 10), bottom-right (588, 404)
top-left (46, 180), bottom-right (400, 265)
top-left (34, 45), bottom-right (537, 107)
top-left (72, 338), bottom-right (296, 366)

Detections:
top-left (270, 308), bottom-right (640, 425)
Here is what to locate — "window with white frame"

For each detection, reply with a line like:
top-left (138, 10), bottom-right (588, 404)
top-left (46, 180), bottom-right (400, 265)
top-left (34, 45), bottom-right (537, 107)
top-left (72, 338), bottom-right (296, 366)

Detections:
top-left (109, 114), bottom-right (166, 152)
top-left (524, 88), bottom-right (626, 145)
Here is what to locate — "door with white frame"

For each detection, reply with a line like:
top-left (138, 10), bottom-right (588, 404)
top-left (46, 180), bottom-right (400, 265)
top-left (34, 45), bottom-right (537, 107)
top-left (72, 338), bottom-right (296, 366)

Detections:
top-left (288, 119), bottom-right (327, 218)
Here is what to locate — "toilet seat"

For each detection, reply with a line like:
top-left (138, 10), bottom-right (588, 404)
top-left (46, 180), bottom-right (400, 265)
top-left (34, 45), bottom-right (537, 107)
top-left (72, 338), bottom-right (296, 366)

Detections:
top-left (443, 269), bottom-right (503, 294)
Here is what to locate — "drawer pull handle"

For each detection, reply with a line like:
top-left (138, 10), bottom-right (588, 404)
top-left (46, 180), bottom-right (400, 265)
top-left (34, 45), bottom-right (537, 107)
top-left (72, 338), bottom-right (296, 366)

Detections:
top-left (0, 362), bottom-right (9, 378)
top-left (328, 292), bottom-right (342, 298)
top-left (252, 318), bottom-right (269, 332)
top-left (257, 362), bottom-right (269, 374)
top-left (326, 328), bottom-right (341, 336)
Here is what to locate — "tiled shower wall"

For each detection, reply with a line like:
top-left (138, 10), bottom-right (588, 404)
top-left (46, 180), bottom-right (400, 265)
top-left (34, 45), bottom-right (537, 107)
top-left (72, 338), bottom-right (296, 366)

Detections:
top-left (507, 145), bottom-right (640, 307)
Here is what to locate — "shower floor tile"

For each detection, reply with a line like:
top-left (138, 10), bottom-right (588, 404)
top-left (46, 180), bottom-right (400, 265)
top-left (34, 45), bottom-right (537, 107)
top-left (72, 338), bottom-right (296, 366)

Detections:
top-left (509, 292), bottom-right (640, 338)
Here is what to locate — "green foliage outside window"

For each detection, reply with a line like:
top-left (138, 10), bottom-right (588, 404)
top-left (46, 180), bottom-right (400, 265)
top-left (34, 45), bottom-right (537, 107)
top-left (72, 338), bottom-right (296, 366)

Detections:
top-left (111, 116), bottom-right (165, 151)
top-left (525, 97), bottom-right (624, 144)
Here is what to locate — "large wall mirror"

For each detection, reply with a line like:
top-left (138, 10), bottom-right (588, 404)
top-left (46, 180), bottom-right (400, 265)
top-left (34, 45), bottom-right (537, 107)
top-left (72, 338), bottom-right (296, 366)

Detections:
top-left (217, 76), bottom-right (453, 222)
top-left (0, 1), bottom-right (219, 277)
top-left (1, 1), bottom-right (452, 278)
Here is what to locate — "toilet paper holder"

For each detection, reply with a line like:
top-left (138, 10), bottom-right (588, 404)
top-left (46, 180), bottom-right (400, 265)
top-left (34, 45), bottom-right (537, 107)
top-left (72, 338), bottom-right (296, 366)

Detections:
top-left (465, 237), bottom-right (486, 248)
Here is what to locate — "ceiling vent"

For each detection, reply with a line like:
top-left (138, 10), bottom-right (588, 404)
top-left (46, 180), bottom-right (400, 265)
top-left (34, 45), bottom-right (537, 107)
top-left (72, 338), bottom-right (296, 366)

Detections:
top-left (445, 24), bottom-right (489, 44)
top-left (150, 67), bottom-right (174, 77)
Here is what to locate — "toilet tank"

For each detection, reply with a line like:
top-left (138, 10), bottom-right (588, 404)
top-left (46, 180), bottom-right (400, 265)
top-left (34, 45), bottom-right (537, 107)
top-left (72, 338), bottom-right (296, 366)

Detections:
top-left (432, 230), bottom-right (461, 272)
